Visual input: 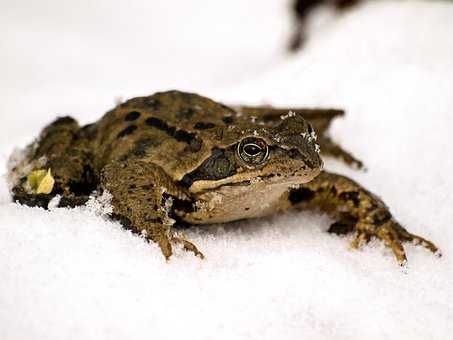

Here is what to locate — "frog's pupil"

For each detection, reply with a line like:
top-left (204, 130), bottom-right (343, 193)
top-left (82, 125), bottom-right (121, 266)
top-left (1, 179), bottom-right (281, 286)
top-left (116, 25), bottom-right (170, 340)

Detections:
top-left (237, 137), bottom-right (269, 166)
top-left (244, 144), bottom-right (261, 157)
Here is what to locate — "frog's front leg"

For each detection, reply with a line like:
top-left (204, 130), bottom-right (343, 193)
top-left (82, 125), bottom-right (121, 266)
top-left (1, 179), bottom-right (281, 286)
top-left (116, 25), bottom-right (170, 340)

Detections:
top-left (100, 159), bottom-right (203, 260)
top-left (287, 171), bottom-right (439, 264)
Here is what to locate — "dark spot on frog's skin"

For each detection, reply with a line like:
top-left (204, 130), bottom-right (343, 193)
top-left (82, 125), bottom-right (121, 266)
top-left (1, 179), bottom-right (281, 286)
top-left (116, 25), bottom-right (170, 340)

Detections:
top-left (129, 184), bottom-right (136, 189)
top-left (194, 122), bottom-right (215, 130)
top-left (132, 138), bottom-right (161, 157)
top-left (141, 184), bottom-right (154, 190)
top-left (143, 98), bottom-right (161, 110)
top-left (117, 125), bottom-right (137, 138)
top-left (186, 138), bottom-right (203, 152)
top-left (371, 209), bottom-right (392, 226)
top-left (245, 207), bottom-right (250, 211)
top-left (174, 130), bottom-right (196, 144)
top-left (288, 187), bottom-right (315, 204)
top-left (338, 191), bottom-right (360, 208)
top-left (124, 111), bottom-right (141, 121)
top-left (182, 148), bottom-right (236, 184)
top-left (328, 218), bottom-right (357, 235)
top-left (146, 117), bottom-right (200, 151)
top-left (176, 108), bottom-right (196, 120)
top-left (222, 116), bottom-right (234, 124)
top-left (146, 117), bottom-right (169, 131)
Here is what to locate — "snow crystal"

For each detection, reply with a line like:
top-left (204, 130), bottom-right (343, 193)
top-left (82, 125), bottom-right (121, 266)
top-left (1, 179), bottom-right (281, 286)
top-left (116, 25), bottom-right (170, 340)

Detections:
top-left (314, 143), bottom-right (321, 154)
top-left (280, 110), bottom-right (296, 120)
top-left (84, 191), bottom-right (113, 216)
top-left (47, 195), bottom-right (61, 210)
top-left (310, 130), bottom-right (317, 141)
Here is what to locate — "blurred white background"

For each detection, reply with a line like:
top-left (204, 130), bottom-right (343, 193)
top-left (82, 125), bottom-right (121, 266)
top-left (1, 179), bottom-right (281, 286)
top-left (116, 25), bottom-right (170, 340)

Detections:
top-left (0, 0), bottom-right (291, 142)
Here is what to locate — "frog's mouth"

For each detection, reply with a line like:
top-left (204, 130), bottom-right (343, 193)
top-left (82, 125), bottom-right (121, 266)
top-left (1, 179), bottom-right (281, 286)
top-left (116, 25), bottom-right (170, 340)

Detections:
top-left (188, 168), bottom-right (319, 194)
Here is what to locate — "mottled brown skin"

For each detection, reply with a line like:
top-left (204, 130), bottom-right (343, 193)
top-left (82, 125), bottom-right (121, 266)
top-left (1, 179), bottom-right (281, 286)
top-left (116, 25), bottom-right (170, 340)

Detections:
top-left (9, 90), bottom-right (438, 264)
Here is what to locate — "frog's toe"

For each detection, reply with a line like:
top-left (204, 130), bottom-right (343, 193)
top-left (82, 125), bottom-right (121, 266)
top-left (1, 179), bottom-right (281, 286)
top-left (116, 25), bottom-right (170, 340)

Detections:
top-left (374, 221), bottom-right (408, 266)
top-left (355, 218), bottom-right (440, 265)
top-left (156, 235), bottom-right (173, 261)
top-left (171, 232), bottom-right (205, 259)
top-left (391, 223), bottom-right (440, 255)
top-left (349, 230), bottom-right (370, 250)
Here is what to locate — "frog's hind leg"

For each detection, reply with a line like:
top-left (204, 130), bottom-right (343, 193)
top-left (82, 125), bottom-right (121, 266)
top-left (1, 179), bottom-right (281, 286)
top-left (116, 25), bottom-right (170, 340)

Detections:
top-left (235, 105), bottom-right (364, 168)
top-left (285, 171), bottom-right (440, 265)
top-left (9, 116), bottom-right (95, 208)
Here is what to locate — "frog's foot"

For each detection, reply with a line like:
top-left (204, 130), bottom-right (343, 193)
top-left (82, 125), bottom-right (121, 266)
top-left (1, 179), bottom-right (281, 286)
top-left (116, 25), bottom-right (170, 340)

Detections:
top-left (292, 171), bottom-right (440, 265)
top-left (170, 231), bottom-right (205, 259)
top-left (152, 231), bottom-right (204, 261)
top-left (350, 217), bottom-right (440, 265)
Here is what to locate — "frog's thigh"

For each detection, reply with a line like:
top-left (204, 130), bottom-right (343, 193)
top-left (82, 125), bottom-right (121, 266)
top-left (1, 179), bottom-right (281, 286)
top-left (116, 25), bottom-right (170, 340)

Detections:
top-left (234, 105), bottom-right (363, 168)
top-left (100, 159), bottom-right (203, 260)
top-left (12, 116), bottom-right (93, 208)
top-left (284, 171), bottom-right (439, 264)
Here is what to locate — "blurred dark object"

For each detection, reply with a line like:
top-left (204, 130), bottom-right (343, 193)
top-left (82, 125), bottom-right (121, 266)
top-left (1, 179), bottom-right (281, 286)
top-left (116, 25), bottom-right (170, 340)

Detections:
top-left (289, 0), bottom-right (361, 52)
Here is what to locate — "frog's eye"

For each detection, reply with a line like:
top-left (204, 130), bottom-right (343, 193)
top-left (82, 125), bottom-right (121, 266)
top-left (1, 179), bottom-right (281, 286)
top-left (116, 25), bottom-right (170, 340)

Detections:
top-left (237, 137), bottom-right (269, 166)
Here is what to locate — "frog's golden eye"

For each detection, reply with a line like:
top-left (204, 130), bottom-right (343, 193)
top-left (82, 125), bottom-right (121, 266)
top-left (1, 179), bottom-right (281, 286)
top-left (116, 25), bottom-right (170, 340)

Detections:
top-left (237, 137), bottom-right (269, 166)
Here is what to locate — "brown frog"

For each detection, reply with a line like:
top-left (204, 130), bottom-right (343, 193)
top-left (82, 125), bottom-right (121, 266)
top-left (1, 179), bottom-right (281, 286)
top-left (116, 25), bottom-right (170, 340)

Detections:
top-left (8, 90), bottom-right (439, 264)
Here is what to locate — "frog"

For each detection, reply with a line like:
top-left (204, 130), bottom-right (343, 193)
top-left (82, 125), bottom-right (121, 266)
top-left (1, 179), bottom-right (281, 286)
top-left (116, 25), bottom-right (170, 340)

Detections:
top-left (8, 90), bottom-right (439, 265)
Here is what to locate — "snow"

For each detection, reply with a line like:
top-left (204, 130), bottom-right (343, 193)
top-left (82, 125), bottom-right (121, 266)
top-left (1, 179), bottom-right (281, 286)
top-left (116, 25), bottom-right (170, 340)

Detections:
top-left (1, 1), bottom-right (453, 339)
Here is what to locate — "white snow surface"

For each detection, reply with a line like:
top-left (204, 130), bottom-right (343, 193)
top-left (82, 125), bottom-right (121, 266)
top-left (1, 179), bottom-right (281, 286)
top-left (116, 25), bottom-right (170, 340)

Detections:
top-left (1, 1), bottom-right (453, 339)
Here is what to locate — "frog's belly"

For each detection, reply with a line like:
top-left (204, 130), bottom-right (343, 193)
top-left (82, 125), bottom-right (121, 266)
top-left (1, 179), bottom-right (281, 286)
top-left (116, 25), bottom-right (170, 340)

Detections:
top-left (183, 182), bottom-right (291, 224)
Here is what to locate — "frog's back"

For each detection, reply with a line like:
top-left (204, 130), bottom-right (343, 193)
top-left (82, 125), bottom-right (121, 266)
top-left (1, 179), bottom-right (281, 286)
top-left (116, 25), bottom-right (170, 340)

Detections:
top-left (91, 90), bottom-right (241, 180)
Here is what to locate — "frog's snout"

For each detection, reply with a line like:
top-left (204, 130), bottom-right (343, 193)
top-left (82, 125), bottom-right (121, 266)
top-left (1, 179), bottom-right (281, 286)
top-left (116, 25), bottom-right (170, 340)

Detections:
top-left (287, 144), bottom-right (322, 171)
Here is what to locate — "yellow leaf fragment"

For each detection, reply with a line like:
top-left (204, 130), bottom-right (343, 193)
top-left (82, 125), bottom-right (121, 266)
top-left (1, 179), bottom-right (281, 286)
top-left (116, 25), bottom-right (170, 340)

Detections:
top-left (27, 169), bottom-right (55, 194)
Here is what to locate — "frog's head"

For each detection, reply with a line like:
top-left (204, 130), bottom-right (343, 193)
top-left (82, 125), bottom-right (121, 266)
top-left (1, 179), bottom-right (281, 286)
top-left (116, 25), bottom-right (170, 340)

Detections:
top-left (183, 113), bottom-right (322, 193)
